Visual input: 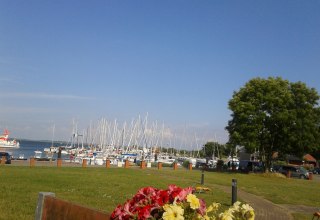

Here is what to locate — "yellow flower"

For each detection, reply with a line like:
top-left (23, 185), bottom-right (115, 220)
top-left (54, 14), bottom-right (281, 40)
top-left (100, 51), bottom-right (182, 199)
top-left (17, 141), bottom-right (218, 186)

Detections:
top-left (207, 202), bottom-right (221, 213)
top-left (218, 209), bottom-right (234, 220)
top-left (203, 214), bottom-right (216, 220)
top-left (232, 201), bottom-right (241, 212)
top-left (241, 204), bottom-right (255, 220)
top-left (186, 194), bottom-right (200, 210)
top-left (163, 204), bottom-right (184, 220)
top-left (244, 210), bottom-right (255, 220)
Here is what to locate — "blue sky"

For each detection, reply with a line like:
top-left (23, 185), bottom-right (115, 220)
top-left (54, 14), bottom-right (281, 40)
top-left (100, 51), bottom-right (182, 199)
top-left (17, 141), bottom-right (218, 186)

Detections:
top-left (0, 1), bottom-right (319, 148)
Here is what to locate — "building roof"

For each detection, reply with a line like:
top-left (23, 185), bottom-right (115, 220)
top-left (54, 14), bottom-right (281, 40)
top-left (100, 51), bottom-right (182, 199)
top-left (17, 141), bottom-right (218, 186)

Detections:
top-left (303, 154), bottom-right (317, 162)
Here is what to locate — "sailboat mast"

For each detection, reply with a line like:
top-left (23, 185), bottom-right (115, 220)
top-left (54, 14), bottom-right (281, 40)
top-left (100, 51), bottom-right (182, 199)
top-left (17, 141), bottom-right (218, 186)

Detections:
top-left (51, 124), bottom-right (55, 147)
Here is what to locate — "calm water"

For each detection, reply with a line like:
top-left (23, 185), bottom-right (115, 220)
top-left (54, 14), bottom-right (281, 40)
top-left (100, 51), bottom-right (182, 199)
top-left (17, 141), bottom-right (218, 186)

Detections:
top-left (0, 139), bottom-right (66, 159)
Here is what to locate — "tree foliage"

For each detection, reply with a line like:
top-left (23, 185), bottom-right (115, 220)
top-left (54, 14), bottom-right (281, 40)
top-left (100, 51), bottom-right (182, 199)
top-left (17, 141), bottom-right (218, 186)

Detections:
top-left (226, 77), bottom-right (320, 171)
top-left (202, 142), bottom-right (226, 158)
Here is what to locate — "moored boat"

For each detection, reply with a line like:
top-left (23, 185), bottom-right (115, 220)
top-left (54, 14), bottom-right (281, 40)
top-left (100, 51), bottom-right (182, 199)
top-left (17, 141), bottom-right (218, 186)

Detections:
top-left (34, 150), bottom-right (42, 159)
top-left (0, 129), bottom-right (20, 148)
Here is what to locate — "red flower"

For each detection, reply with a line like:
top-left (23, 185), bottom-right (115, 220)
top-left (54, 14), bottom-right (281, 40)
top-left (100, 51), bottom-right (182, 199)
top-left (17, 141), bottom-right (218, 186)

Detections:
top-left (167, 185), bottom-right (183, 202)
top-left (136, 205), bottom-right (152, 219)
top-left (131, 193), bottom-right (146, 203)
top-left (137, 186), bottom-right (157, 198)
top-left (153, 190), bottom-right (169, 206)
top-left (197, 199), bottom-right (207, 216)
top-left (111, 185), bottom-right (201, 220)
top-left (176, 187), bottom-right (193, 201)
top-left (110, 203), bottom-right (133, 220)
top-left (110, 205), bottom-right (122, 219)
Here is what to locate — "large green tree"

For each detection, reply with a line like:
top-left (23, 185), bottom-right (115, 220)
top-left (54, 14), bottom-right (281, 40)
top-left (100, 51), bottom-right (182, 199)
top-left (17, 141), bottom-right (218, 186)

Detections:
top-left (226, 77), bottom-right (320, 171)
top-left (202, 141), bottom-right (226, 158)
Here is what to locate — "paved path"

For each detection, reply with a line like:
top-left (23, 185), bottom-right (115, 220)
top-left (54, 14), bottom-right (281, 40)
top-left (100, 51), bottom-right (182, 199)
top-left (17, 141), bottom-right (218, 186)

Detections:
top-left (237, 190), bottom-right (292, 219)
top-left (215, 185), bottom-right (319, 220)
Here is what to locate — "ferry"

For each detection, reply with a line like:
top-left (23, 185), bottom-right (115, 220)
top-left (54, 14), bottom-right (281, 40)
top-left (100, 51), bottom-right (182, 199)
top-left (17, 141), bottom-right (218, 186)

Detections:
top-left (0, 129), bottom-right (20, 148)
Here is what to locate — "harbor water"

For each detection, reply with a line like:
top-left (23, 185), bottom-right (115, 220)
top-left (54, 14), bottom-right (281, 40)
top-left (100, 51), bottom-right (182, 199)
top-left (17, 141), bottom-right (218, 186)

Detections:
top-left (0, 139), bottom-right (66, 159)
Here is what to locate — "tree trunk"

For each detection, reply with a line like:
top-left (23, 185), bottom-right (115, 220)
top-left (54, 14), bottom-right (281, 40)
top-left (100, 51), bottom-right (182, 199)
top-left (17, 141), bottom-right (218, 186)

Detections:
top-left (263, 148), bottom-right (273, 173)
top-left (261, 146), bottom-right (272, 172)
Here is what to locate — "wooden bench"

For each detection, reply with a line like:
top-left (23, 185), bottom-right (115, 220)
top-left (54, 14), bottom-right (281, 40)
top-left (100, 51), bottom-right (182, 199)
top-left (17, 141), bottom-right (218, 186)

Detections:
top-left (35, 192), bottom-right (111, 220)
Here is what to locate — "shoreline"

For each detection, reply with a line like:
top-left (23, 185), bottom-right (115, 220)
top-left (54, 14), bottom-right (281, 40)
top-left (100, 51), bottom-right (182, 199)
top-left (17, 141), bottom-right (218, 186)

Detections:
top-left (10, 159), bottom-right (140, 168)
top-left (11, 160), bottom-right (87, 167)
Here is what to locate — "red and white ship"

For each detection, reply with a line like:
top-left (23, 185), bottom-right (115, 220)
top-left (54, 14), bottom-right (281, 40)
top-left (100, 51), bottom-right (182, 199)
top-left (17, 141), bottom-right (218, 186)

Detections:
top-left (0, 129), bottom-right (20, 148)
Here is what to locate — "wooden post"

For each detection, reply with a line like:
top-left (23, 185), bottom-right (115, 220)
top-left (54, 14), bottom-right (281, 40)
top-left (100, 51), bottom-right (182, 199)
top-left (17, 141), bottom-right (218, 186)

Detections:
top-left (57, 159), bottom-right (62, 168)
top-left (1, 156), bottom-right (6, 165)
top-left (106, 160), bottom-right (110, 168)
top-left (82, 159), bottom-right (87, 168)
top-left (35, 192), bottom-right (56, 220)
top-left (140, 160), bottom-right (146, 169)
top-left (30, 157), bottom-right (35, 167)
top-left (158, 162), bottom-right (162, 170)
top-left (188, 163), bottom-right (193, 171)
top-left (124, 160), bottom-right (130, 168)
top-left (173, 162), bottom-right (178, 170)
top-left (286, 170), bottom-right (291, 178)
top-left (231, 179), bottom-right (237, 205)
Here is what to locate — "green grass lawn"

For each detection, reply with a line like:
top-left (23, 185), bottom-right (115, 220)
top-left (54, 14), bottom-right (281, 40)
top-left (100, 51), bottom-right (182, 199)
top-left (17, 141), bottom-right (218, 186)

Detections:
top-left (0, 165), bottom-right (319, 220)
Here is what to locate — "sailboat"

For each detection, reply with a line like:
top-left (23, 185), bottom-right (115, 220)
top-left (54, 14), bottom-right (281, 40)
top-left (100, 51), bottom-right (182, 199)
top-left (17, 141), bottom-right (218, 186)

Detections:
top-left (44, 124), bottom-right (59, 154)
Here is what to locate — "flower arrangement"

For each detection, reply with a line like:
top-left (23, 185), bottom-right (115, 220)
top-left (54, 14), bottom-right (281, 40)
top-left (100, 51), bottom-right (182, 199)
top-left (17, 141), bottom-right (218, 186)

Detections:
top-left (111, 185), bottom-right (255, 220)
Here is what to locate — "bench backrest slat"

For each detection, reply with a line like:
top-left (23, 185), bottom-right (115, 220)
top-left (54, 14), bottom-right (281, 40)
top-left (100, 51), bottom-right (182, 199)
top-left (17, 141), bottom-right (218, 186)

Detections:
top-left (36, 192), bottom-right (110, 220)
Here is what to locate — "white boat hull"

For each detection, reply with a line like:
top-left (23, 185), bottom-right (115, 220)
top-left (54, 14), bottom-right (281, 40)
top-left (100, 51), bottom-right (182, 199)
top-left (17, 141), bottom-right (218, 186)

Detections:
top-left (0, 143), bottom-right (20, 148)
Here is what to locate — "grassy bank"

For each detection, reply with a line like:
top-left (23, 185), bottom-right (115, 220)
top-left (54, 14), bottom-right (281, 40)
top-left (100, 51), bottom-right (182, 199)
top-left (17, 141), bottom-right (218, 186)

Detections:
top-left (0, 165), bottom-right (318, 219)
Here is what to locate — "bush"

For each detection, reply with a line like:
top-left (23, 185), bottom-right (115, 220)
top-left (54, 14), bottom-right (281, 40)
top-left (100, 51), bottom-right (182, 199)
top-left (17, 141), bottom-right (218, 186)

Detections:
top-left (161, 163), bottom-right (173, 167)
top-left (182, 160), bottom-right (190, 168)
top-left (216, 159), bottom-right (225, 171)
top-left (256, 172), bottom-right (286, 178)
top-left (303, 164), bottom-right (314, 171)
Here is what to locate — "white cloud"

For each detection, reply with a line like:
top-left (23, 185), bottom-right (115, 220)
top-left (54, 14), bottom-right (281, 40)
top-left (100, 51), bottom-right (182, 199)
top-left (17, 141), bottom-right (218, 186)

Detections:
top-left (0, 77), bottom-right (21, 84)
top-left (0, 92), bottom-right (94, 100)
top-left (0, 106), bottom-right (59, 114)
